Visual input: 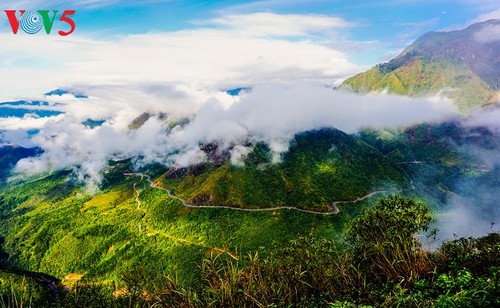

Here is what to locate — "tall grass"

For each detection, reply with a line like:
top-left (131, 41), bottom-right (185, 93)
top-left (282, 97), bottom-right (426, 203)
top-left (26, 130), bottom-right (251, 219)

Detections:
top-left (2, 196), bottom-right (498, 307)
top-left (0, 277), bottom-right (33, 308)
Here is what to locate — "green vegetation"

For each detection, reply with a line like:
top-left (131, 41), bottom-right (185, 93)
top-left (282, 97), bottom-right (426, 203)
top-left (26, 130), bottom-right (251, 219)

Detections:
top-left (341, 20), bottom-right (500, 110)
top-left (0, 272), bottom-right (56, 308)
top-left (2, 21), bottom-right (499, 307)
top-left (0, 122), bottom-right (498, 306)
top-left (0, 146), bottom-right (40, 185)
top-left (347, 195), bottom-right (433, 284)
top-left (1, 195), bottom-right (498, 307)
top-left (343, 59), bottom-right (495, 110)
top-left (0, 161), bottom-right (365, 288)
top-left (358, 122), bottom-right (500, 209)
top-left (160, 128), bottom-right (410, 211)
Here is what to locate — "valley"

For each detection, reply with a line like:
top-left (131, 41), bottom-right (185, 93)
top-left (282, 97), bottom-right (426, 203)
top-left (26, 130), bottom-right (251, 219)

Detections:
top-left (1, 17), bottom-right (499, 307)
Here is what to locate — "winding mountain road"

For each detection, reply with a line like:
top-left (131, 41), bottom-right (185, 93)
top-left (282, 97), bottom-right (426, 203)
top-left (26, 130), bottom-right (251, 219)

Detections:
top-left (128, 177), bottom-right (240, 260)
top-left (124, 172), bottom-right (388, 215)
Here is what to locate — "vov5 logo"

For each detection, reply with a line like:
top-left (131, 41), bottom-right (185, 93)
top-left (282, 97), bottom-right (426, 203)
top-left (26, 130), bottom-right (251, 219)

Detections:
top-left (4, 10), bottom-right (76, 36)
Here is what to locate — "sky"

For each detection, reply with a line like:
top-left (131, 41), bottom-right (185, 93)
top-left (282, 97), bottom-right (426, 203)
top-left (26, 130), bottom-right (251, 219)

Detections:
top-left (0, 0), bottom-right (499, 98)
top-left (1, 0), bottom-right (481, 187)
top-left (0, 1), bottom-right (499, 237)
top-left (0, 0), bottom-right (498, 170)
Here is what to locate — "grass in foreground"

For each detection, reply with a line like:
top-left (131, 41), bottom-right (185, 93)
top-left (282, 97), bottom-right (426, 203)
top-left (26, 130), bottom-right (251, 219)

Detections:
top-left (2, 195), bottom-right (498, 307)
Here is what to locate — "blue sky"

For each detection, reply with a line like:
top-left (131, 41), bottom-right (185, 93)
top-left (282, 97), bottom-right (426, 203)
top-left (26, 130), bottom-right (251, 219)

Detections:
top-left (73, 0), bottom-right (497, 31)
top-left (0, 1), bottom-right (498, 239)
top-left (4, 1), bottom-right (499, 48)
top-left (0, 0), bottom-right (498, 98)
top-left (75, 0), bottom-right (499, 60)
top-left (69, 1), bottom-right (493, 54)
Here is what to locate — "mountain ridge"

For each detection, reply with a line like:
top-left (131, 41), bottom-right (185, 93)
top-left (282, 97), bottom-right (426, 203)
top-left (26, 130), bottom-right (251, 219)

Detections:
top-left (155, 128), bottom-right (410, 211)
top-left (342, 19), bottom-right (500, 110)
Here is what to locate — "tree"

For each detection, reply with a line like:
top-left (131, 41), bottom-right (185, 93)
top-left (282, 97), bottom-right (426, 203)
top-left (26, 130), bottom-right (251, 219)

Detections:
top-left (346, 195), bottom-right (433, 283)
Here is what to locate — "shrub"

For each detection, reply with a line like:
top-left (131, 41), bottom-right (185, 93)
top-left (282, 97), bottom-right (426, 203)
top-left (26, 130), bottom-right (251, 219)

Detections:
top-left (346, 195), bottom-right (433, 284)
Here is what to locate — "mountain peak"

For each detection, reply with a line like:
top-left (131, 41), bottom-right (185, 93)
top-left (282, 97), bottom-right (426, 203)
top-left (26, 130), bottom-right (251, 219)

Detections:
top-left (342, 20), bottom-right (500, 110)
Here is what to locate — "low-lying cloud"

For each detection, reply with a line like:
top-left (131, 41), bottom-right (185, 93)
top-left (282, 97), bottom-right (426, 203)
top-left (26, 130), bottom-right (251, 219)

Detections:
top-left (474, 22), bottom-right (500, 43)
top-left (9, 83), bottom-right (458, 192)
top-left (2, 84), bottom-right (498, 243)
top-left (463, 107), bottom-right (500, 130)
top-left (432, 161), bottom-right (500, 245)
top-left (423, 114), bottom-right (500, 245)
top-left (0, 9), bottom-right (497, 242)
top-left (435, 195), bottom-right (499, 243)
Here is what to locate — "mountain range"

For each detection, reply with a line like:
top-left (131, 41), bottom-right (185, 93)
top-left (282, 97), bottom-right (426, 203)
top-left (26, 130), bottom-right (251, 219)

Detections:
top-left (342, 19), bottom-right (500, 110)
top-left (0, 19), bottom-right (499, 306)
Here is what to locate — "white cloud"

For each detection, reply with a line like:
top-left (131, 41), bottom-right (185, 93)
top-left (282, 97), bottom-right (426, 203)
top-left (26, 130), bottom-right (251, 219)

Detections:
top-left (0, 114), bottom-right (63, 130)
top-left (0, 129), bottom-right (35, 147)
top-left (474, 23), bottom-right (500, 43)
top-left (198, 12), bottom-right (353, 37)
top-left (0, 12), bottom-right (358, 99)
top-left (0, 11), bottom-right (473, 192)
top-left (434, 203), bottom-right (498, 243)
top-left (230, 145), bottom-right (251, 166)
top-left (13, 83), bottom-right (459, 191)
top-left (433, 161), bottom-right (500, 244)
top-left (175, 84), bottom-right (456, 147)
top-left (221, 0), bottom-right (325, 12)
top-left (463, 107), bottom-right (500, 130)
top-left (469, 8), bottom-right (500, 24)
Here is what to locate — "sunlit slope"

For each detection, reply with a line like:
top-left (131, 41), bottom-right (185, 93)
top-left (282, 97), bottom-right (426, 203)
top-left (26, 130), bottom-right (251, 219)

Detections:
top-left (2, 122), bottom-right (498, 289)
top-left (159, 128), bottom-right (411, 211)
top-left (0, 166), bottom-right (358, 286)
top-left (342, 20), bottom-right (500, 110)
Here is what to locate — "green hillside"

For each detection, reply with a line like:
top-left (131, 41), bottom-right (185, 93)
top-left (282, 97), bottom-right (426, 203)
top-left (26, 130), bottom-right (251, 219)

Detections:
top-left (0, 171), bottom-right (345, 284)
top-left (0, 128), bottom-right (413, 288)
top-left (358, 123), bottom-right (500, 205)
top-left (159, 128), bottom-right (410, 211)
top-left (1, 193), bottom-right (498, 307)
top-left (0, 122), bottom-right (499, 305)
top-left (342, 20), bottom-right (500, 110)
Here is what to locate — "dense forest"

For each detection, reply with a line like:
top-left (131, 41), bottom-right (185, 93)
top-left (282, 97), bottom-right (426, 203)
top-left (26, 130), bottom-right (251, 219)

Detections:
top-left (0, 123), bottom-right (499, 307)
top-left (1, 195), bottom-right (498, 307)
